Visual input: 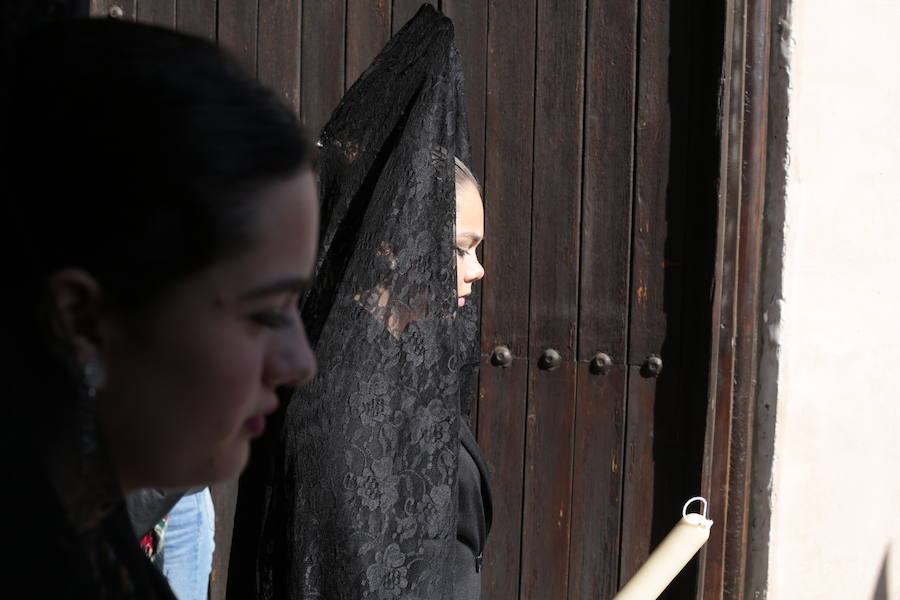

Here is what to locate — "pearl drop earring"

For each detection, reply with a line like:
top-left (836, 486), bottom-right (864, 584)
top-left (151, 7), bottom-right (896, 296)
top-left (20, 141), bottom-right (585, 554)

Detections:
top-left (83, 358), bottom-right (107, 397)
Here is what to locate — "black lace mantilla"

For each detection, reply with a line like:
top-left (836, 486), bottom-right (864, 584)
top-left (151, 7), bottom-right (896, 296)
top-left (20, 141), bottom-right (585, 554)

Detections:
top-left (229, 6), bottom-right (480, 599)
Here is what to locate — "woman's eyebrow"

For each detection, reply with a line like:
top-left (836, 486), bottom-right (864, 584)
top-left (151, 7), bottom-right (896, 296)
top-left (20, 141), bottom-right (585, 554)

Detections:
top-left (456, 231), bottom-right (483, 244)
top-left (240, 277), bottom-right (312, 300)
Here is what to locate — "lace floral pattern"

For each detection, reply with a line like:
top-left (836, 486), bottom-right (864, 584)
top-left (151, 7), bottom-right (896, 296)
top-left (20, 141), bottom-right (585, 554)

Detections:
top-left (230, 6), bottom-right (481, 600)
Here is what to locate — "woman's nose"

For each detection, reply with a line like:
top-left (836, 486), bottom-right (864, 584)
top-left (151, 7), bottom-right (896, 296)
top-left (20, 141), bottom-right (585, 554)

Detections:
top-left (265, 324), bottom-right (317, 388)
top-left (466, 256), bottom-right (485, 283)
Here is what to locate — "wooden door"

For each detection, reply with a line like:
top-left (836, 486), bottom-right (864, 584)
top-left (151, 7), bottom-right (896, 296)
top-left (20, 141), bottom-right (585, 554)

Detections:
top-left (476, 2), bottom-right (724, 599)
top-left (87, 2), bottom-right (727, 598)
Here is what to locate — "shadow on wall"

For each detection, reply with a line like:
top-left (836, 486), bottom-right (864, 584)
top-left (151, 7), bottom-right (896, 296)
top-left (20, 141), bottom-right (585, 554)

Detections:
top-left (872, 545), bottom-right (890, 600)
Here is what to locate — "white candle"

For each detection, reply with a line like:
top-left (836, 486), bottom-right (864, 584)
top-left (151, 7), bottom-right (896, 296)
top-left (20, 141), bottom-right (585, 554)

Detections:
top-left (613, 497), bottom-right (714, 600)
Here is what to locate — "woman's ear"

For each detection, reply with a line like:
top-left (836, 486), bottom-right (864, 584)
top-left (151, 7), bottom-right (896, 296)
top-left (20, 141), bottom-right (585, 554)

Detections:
top-left (45, 268), bottom-right (110, 374)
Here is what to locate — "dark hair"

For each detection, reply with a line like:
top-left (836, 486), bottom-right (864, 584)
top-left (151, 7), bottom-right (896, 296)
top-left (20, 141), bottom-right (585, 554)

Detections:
top-left (3, 19), bottom-right (312, 439)
top-left (7, 18), bottom-right (312, 307)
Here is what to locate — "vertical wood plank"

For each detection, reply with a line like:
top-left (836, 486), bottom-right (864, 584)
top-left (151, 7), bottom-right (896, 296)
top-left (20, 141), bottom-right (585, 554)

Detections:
top-left (480, 0), bottom-right (534, 375)
top-left (700, 2), bottom-right (744, 598)
top-left (520, 1), bottom-right (585, 598)
top-left (527, 0), bottom-right (584, 362)
top-left (258, 0), bottom-right (301, 114)
top-left (477, 0), bottom-right (536, 597)
top-left (442, 0), bottom-right (488, 184)
top-left (299, 1), bottom-right (344, 135)
top-left (700, 155), bottom-right (740, 599)
top-left (568, 3), bottom-right (637, 596)
top-left (619, 369), bottom-right (656, 582)
top-left (621, 0), bottom-right (681, 592)
top-left (578, 0), bottom-right (638, 365)
top-left (391, 0), bottom-right (431, 35)
top-left (218, 0), bottom-right (258, 77)
top-left (137, 0), bottom-right (175, 28)
top-left (477, 361), bottom-right (528, 597)
top-left (345, 0), bottom-right (391, 90)
top-left (521, 365), bottom-right (577, 599)
top-left (723, 1), bottom-right (771, 597)
top-left (568, 366), bottom-right (627, 599)
top-left (626, 0), bottom-right (672, 367)
top-left (176, 0), bottom-right (216, 41)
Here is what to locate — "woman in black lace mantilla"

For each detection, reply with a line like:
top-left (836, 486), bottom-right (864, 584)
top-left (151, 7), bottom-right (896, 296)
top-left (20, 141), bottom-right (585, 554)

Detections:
top-left (229, 6), bottom-right (492, 599)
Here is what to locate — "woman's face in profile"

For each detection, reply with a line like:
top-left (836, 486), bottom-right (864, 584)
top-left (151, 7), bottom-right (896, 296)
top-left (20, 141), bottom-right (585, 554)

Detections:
top-left (455, 180), bottom-right (485, 307)
top-left (100, 168), bottom-right (319, 491)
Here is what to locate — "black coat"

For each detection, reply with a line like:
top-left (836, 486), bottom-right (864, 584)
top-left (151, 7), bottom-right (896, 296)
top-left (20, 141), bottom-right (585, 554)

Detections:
top-left (453, 420), bottom-right (494, 599)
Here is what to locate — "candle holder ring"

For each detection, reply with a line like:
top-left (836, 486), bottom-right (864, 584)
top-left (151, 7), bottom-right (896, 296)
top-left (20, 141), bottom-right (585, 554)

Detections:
top-left (682, 496), bottom-right (714, 528)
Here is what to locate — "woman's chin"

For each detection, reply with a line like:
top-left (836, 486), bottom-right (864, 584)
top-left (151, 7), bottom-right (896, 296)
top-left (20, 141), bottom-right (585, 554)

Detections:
top-left (210, 443), bottom-right (251, 483)
top-left (174, 443), bottom-right (251, 489)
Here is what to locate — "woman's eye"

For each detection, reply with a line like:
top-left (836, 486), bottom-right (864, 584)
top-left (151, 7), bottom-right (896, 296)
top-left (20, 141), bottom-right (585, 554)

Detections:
top-left (250, 310), bottom-right (292, 328)
top-left (455, 247), bottom-right (468, 257)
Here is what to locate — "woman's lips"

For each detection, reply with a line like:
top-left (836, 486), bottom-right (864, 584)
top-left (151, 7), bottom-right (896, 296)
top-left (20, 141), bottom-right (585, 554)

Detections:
top-left (243, 415), bottom-right (266, 437)
top-left (458, 296), bottom-right (466, 307)
top-left (244, 401), bottom-right (278, 437)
